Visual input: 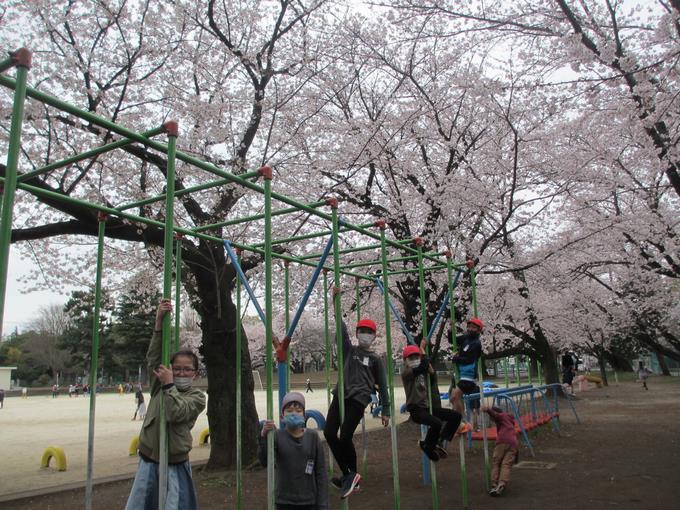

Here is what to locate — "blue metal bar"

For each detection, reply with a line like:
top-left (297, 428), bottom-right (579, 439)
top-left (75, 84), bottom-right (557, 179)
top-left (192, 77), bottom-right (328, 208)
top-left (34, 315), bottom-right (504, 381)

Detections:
top-left (285, 236), bottom-right (333, 339)
top-left (374, 278), bottom-right (415, 345)
top-left (426, 268), bottom-right (463, 340)
top-left (223, 240), bottom-right (266, 324)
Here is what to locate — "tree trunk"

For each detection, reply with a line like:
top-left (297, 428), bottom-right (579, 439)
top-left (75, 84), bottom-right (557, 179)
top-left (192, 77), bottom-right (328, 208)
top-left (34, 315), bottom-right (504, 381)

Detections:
top-left (186, 246), bottom-right (260, 470)
top-left (597, 354), bottom-right (609, 387)
top-left (654, 349), bottom-right (671, 376)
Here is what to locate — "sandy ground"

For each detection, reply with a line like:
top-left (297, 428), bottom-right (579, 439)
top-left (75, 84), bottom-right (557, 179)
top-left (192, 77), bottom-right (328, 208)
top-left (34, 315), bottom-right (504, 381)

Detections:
top-left (0, 384), bottom-right (411, 500)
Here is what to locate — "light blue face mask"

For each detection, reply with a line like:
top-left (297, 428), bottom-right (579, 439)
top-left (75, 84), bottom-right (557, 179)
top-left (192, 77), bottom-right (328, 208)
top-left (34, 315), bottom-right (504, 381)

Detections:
top-left (282, 413), bottom-right (306, 429)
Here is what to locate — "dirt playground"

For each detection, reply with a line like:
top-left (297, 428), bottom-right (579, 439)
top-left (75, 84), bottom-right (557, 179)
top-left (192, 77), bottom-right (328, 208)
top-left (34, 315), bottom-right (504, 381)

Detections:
top-left (1, 376), bottom-right (679, 509)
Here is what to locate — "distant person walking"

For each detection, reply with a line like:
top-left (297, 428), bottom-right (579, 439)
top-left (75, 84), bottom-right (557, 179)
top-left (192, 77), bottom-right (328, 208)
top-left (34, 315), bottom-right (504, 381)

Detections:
top-left (133, 386), bottom-right (146, 420)
top-left (637, 363), bottom-right (652, 390)
top-left (51, 384), bottom-right (58, 398)
top-left (0, 388), bottom-right (5, 409)
top-left (305, 378), bottom-right (313, 393)
top-left (21, 387), bottom-right (27, 399)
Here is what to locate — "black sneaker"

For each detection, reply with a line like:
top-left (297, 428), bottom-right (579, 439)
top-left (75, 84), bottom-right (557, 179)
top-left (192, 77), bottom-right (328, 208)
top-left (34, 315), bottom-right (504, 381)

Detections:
top-left (340, 472), bottom-right (361, 499)
top-left (419, 440), bottom-right (440, 462)
top-left (330, 476), bottom-right (343, 490)
top-left (435, 444), bottom-right (448, 459)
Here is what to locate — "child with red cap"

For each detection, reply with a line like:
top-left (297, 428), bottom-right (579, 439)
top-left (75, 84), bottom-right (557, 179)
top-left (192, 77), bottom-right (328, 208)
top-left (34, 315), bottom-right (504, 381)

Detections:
top-left (402, 338), bottom-right (464, 461)
top-left (324, 310), bottom-right (391, 499)
top-left (260, 391), bottom-right (328, 509)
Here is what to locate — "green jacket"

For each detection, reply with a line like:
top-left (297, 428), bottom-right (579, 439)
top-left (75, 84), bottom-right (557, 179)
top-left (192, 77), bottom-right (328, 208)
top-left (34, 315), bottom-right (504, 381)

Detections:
top-left (138, 331), bottom-right (206, 464)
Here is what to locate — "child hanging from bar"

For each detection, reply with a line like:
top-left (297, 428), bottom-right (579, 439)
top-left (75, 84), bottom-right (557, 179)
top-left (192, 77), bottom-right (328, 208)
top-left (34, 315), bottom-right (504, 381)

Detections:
top-left (324, 286), bottom-right (391, 499)
top-left (125, 299), bottom-right (206, 510)
top-left (449, 317), bottom-right (484, 429)
top-left (402, 338), bottom-right (466, 462)
top-left (259, 391), bottom-right (329, 510)
top-left (482, 405), bottom-right (519, 497)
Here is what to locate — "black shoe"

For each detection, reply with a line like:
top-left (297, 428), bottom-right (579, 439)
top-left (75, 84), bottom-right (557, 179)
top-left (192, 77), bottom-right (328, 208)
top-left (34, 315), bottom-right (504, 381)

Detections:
top-left (330, 476), bottom-right (342, 490)
top-left (419, 440), bottom-right (440, 462)
top-left (435, 444), bottom-right (448, 459)
top-left (340, 472), bottom-right (361, 499)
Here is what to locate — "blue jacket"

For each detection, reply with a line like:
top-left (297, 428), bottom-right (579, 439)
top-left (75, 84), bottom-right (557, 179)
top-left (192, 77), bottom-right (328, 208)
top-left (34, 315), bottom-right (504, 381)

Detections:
top-left (450, 332), bottom-right (482, 381)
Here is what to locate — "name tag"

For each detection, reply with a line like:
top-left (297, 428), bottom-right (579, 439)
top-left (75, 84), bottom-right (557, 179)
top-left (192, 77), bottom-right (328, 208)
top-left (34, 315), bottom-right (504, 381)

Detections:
top-left (305, 460), bottom-right (314, 475)
top-left (362, 357), bottom-right (370, 366)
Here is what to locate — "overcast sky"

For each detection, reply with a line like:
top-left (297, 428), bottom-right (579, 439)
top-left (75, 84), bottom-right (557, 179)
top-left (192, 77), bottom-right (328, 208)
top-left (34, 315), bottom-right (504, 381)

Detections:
top-left (4, 246), bottom-right (71, 334)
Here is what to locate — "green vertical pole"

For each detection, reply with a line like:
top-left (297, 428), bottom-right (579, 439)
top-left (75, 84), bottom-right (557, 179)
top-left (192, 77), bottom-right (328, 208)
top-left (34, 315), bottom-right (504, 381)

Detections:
top-left (284, 261), bottom-right (291, 392)
top-left (415, 238), bottom-right (438, 509)
top-left (379, 222), bottom-right (401, 509)
top-left (262, 168), bottom-right (275, 510)
top-left (515, 356), bottom-right (521, 386)
top-left (85, 215), bottom-right (106, 510)
top-left (235, 248), bottom-right (243, 510)
top-left (470, 263), bottom-right (491, 490)
top-left (528, 357), bottom-right (533, 385)
top-left (446, 253), bottom-right (468, 508)
top-left (322, 269), bottom-right (333, 478)
top-left (158, 122), bottom-right (178, 510)
top-left (173, 235), bottom-right (183, 352)
top-left (0, 50), bottom-right (30, 339)
top-left (357, 276), bottom-right (369, 478)
top-left (504, 357), bottom-right (510, 388)
top-left (329, 200), bottom-right (348, 510)
top-left (537, 360), bottom-right (543, 385)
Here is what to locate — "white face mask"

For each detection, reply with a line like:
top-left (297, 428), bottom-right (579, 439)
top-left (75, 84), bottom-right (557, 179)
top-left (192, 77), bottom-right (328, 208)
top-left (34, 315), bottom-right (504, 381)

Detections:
top-left (357, 332), bottom-right (375, 348)
top-left (174, 376), bottom-right (193, 390)
top-left (406, 358), bottom-right (421, 369)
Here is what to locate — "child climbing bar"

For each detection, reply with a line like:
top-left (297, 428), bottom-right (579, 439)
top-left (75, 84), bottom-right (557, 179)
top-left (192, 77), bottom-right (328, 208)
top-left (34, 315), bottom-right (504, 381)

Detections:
top-left (324, 287), bottom-right (390, 499)
top-left (449, 317), bottom-right (484, 426)
top-left (482, 405), bottom-right (519, 497)
top-left (402, 338), bottom-right (464, 462)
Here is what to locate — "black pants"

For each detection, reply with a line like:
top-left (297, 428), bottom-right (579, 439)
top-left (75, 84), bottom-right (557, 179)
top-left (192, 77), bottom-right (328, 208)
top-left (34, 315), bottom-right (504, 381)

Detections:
top-left (409, 406), bottom-right (462, 449)
top-left (324, 396), bottom-right (366, 475)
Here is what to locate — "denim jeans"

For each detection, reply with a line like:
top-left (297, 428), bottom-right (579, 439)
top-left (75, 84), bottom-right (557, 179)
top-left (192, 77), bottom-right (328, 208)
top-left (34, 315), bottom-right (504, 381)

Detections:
top-left (125, 457), bottom-right (198, 510)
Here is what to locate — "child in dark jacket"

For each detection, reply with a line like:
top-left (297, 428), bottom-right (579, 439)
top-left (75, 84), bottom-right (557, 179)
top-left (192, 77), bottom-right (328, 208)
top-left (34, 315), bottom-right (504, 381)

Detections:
top-left (402, 339), bottom-right (464, 462)
top-left (259, 392), bottom-right (329, 510)
top-left (482, 405), bottom-right (519, 496)
top-left (323, 306), bottom-right (391, 499)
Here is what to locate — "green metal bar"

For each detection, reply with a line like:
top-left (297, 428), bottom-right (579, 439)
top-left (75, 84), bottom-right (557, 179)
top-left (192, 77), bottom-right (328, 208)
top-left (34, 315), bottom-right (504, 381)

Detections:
top-left (322, 269), bottom-right (333, 479)
top-left (158, 127), bottom-right (177, 510)
top-left (382, 264), bottom-right (449, 277)
top-left (330, 204), bottom-right (348, 510)
top-left (116, 177), bottom-right (232, 211)
top-left (356, 275), bottom-right (369, 479)
top-left (537, 360), bottom-right (543, 385)
top-left (379, 224), bottom-right (401, 509)
top-left (250, 221), bottom-right (376, 249)
top-left (174, 236), bottom-right (183, 352)
top-left (85, 216), bottom-right (106, 510)
top-left (18, 127), bottom-right (165, 183)
top-left (504, 357), bottom-right (510, 388)
top-left (340, 253), bottom-right (421, 270)
top-left (263, 174), bottom-right (275, 510)
top-left (416, 240), bottom-right (439, 508)
top-left (0, 59), bottom-right (28, 339)
top-left (235, 250), bottom-right (243, 510)
top-left (193, 200), bottom-right (328, 232)
top-left (284, 261), bottom-right (291, 395)
top-left (0, 56), bottom-right (16, 74)
top-left (446, 254), bottom-right (467, 507)
top-left (298, 242), bottom-right (385, 261)
top-left (528, 357), bottom-right (533, 385)
top-left (471, 266), bottom-right (491, 490)
top-left (515, 356), bottom-right (521, 386)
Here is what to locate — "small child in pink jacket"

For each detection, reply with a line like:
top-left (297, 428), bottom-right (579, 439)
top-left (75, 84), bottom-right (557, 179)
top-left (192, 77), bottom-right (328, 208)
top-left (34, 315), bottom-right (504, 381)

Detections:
top-left (482, 405), bottom-right (519, 496)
